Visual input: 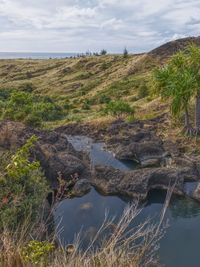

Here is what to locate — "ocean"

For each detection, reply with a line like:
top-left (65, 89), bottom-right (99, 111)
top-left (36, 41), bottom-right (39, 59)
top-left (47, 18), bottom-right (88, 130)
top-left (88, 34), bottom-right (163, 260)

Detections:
top-left (0, 52), bottom-right (78, 59)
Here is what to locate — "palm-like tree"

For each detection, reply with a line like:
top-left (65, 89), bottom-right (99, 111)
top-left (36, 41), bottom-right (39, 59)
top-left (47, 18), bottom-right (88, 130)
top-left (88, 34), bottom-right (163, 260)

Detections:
top-left (152, 44), bottom-right (200, 134)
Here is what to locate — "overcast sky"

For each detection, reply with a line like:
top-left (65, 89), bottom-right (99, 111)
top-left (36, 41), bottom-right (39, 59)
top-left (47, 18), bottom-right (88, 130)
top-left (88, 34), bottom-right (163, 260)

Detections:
top-left (0, 0), bottom-right (200, 53)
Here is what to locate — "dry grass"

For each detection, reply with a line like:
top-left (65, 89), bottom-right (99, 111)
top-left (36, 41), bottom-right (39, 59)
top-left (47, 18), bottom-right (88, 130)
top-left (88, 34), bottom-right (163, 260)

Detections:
top-left (0, 197), bottom-right (171, 267)
top-left (0, 54), bottom-right (159, 127)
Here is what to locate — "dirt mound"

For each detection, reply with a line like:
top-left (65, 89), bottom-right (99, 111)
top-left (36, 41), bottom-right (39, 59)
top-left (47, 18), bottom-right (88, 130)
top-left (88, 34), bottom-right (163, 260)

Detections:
top-left (149, 36), bottom-right (200, 59)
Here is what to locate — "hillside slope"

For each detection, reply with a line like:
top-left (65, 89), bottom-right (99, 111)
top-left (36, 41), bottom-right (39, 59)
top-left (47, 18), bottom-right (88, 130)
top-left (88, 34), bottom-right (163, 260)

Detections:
top-left (0, 36), bottom-right (199, 127)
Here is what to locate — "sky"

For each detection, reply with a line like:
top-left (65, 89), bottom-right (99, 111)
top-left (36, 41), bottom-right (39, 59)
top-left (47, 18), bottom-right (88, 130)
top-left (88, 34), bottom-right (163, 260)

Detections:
top-left (0, 0), bottom-right (200, 53)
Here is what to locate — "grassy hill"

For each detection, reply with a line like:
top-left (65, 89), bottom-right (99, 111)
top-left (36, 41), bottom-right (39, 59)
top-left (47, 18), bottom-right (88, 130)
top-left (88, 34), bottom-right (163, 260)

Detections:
top-left (0, 36), bottom-right (200, 128)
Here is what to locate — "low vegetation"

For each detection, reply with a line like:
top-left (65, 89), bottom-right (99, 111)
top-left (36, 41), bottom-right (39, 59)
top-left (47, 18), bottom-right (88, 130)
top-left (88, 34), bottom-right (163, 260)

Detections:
top-left (0, 53), bottom-right (153, 126)
top-left (1, 38), bottom-right (200, 267)
top-left (104, 100), bottom-right (134, 118)
top-left (0, 136), bottom-right (49, 231)
top-left (0, 137), bottom-right (165, 267)
top-left (0, 87), bottom-right (65, 127)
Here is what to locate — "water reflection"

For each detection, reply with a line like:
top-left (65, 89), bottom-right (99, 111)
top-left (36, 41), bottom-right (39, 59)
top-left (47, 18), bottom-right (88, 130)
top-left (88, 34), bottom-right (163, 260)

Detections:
top-left (55, 136), bottom-right (200, 267)
top-left (170, 197), bottom-right (200, 219)
top-left (67, 135), bottom-right (137, 170)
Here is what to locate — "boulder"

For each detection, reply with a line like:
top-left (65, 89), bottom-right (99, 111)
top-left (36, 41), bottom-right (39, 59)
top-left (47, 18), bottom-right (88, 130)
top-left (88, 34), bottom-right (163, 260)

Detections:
top-left (114, 141), bottom-right (168, 167)
top-left (192, 183), bottom-right (200, 201)
top-left (72, 179), bottom-right (91, 197)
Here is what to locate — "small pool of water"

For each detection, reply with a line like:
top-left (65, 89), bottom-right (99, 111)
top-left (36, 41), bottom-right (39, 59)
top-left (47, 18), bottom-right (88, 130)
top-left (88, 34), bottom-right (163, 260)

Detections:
top-left (67, 135), bottom-right (138, 170)
top-left (54, 136), bottom-right (200, 267)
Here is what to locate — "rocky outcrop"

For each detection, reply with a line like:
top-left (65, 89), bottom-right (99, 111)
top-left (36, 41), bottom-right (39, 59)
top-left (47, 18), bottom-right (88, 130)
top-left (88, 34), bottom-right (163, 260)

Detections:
top-left (92, 165), bottom-right (198, 201)
top-left (1, 120), bottom-right (200, 203)
top-left (0, 121), bottom-right (90, 188)
top-left (113, 140), bottom-right (168, 167)
top-left (103, 120), bottom-right (171, 168)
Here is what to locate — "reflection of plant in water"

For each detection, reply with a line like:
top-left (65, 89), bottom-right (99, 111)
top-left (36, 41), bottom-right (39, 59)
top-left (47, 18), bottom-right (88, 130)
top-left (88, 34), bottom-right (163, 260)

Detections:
top-left (170, 197), bottom-right (200, 219)
top-left (79, 202), bottom-right (93, 211)
top-left (56, 172), bottom-right (79, 201)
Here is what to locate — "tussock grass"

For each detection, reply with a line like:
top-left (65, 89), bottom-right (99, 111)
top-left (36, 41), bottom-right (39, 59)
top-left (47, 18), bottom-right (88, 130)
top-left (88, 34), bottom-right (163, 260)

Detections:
top-left (0, 202), bottom-right (168, 267)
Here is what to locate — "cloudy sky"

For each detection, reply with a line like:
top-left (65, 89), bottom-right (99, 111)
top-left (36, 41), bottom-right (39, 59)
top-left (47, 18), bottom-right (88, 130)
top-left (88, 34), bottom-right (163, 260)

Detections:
top-left (0, 0), bottom-right (200, 53)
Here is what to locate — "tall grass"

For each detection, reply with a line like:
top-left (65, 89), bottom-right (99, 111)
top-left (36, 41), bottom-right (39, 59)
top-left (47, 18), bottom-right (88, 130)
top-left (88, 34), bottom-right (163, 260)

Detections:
top-left (0, 201), bottom-right (167, 267)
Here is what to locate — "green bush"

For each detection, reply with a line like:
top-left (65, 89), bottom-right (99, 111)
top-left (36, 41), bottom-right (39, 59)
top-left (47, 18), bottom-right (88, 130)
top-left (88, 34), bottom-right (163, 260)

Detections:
top-left (137, 83), bottom-right (149, 99)
top-left (22, 240), bottom-right (55, 265)
top-left (0, 88), bottom-right (12, 100)
top-left (100, 62), bottom-right (112, 70)
top-left (24, 114), bottom-right (43, 127)
top-left (19, 82), bottom-right (35, 93)
top-left (97, 94), bottom-right (111, 104)
top-left (0, 136), bottom-right (49, 230)
top-left (82, 99), bottom-right (94, 110)
top-left (104, 100), bottom-right (134, 118)
top-left (76, 72), bottom-right (92, 80)
top-left (0, 89), bottom-right (65, 127)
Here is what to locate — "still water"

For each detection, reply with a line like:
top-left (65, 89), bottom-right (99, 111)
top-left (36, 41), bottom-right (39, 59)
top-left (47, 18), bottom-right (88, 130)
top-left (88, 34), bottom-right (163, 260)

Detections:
top-left (54, 136), bottom-right (200, 267)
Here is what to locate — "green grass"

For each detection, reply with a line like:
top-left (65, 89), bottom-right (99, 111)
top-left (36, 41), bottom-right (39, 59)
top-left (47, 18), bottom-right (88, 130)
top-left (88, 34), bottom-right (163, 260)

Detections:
top-left (0, 54), bottom-right (162, 128)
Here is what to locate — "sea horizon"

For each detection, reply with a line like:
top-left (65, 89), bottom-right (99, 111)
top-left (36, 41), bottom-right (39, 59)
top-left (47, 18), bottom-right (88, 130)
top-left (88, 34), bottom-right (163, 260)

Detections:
top-left (0, 51), bottom-right (79, 59)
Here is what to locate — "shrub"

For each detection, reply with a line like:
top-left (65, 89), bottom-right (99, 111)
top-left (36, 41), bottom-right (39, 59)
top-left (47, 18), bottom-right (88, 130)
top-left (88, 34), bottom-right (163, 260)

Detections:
top-left (0, 90), bottom-right (65, 127)
top-left (100, 49), bottom-right (107, 56)
top-left (98, 94), bottom-right (111, 104)
top-left (138, 83), bottom-right (149, 99)
top-left (82, 99), bottom-right (94, 110)
top-left (76, 72), bottom-right (92, 80)
top-left (0, 136), bottom-right (49, 230)
top-left (22, 240), bottom-right (55, 265)
top-left (19, 82), bottom-right (35, 93)
top-left (104, 100), bottom-right (134, 118)
top-left (32, 102), bottom-right (63, 121)
top-left (0, 88), bottom-right (12, 100)
top-left (24, 113), bottom-right (42, 127)
top-left (101, 62), bottom-right (112, 70)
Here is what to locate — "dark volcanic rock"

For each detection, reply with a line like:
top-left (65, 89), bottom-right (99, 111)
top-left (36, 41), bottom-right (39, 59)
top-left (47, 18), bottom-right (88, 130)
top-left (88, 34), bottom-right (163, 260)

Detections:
top-left (92, 165), bottom-right (198, 201)
top-left (0, 121), bottom-right (90, 188)
top-left (114, 140), bottom-right (167, 167)
top-left (2, 120), bottom-right (200, 202)
top-left (72, 179), bottom-right (91, 197)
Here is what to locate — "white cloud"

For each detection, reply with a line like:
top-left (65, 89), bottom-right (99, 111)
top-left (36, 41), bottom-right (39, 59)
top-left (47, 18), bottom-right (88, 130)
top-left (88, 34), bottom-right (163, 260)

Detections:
top-left (0, 0), bottom-right (199, 52)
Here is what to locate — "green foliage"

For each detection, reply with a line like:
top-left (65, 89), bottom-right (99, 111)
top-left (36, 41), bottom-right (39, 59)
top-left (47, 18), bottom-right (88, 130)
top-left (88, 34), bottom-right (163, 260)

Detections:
top-left (76, 72), bottom-right (92, 80)
top-left (100, 62), bottom-right (112, 70)
top-left (104, 100), bottom-right (134, 118)
top-left (137, 83), bottom-right (149, 99)
top-left (19, 82), bottom-right (35, 93)
top-left (81, 98), bottom-right (95, 110)
top-left (126, 114), bottom-right (135, 123)
top-left (22, 240), bottom-right (55, 266)
top-left (99, 77), bottom-right (143, 100)
top-left (0, 136), bottom-right (49, 230)
top-left (152, 44), bottom-right (200, 118)
top-left (97, 94), bottom-right (111, 104)
top-left (0, 89), bottom-right (65, 127)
